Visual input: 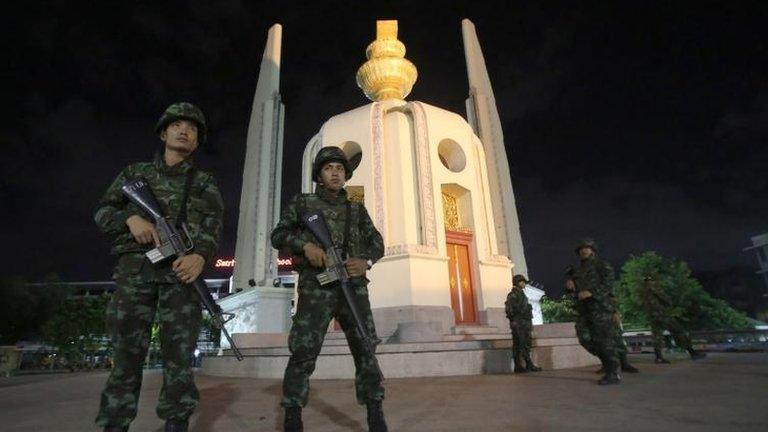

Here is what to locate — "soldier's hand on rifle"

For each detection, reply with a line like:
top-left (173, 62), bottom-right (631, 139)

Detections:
top-left (612, 312), bottom-right (621, 325)
top-left (173, 253), bottom-right (205, 283)
top-left (565, 279), bottom-right (575, 291)
top-left (303, 242), bottom-right (327, 268)
top-left (126, 215), bottom-right (160, 246)
top-left (345, 258), bottom-right (369, 278)
top-left (577, 290), bottom-right (593, 301)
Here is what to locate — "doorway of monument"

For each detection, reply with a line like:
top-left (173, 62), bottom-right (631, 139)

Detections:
top-left (446, 230), bottom-right (477, 324)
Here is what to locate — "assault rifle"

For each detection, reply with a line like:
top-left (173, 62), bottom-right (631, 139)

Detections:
top-left (301, 211), bottom-right (384, 381)
top-left (121, 178), bottom-right (243, 361)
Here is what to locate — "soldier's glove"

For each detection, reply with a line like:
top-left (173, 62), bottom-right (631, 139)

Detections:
top-left (612, 312), bottom-right (621, 325)
top-left (577, 290), bottom-right (593, 301)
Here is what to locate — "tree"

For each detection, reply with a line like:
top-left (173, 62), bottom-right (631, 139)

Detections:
top-left (0, 275), bottom-right (73, 345)
top-left (41, 292), bottom-right (110, 369)
top-left (615, 252), bottom-right (750, 330)
top-left (541, 295), bottom-right (578, 323)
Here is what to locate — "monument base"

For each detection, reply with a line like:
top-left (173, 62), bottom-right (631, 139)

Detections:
top-left (217, 287), bottom-right (294, 348)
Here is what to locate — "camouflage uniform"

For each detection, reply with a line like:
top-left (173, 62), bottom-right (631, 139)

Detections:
top-left (505, 281), bottom-right (538, 372)
top-left (640, 276), bottom-right (694, 358)
top-left (570, 255), bottom-right (621, 378)
top-left (271, 185), bottom-right (385, 407)
top-left (94, 153), bottom-right (224, 427)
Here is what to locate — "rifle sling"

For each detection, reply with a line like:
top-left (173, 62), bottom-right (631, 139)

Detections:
top-left (343, 201), bottom-right (352, 254)
top-left (176, 167), bottom-right (196, 229)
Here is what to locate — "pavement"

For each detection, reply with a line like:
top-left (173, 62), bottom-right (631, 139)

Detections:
top-left (1, 352), bottom-right (767, 432)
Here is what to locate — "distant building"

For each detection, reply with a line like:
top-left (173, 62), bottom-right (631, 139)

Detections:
top-left (744, 233), bottom-right (768, 293)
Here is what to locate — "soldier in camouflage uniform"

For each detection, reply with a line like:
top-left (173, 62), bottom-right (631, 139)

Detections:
top-left (94, 103), bottom-right (224, 432)
top-left (641, 274), bottom-right (706, 363)
top-left (271, 147), bottom-right (387, 432)
top-left (505, 275), bottom-right (542, 373)
top-left (565, 239), bottom-right (623, 385)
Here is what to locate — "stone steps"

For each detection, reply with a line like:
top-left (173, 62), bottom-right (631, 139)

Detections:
top-left (202, 323), bottom-right (599, 379)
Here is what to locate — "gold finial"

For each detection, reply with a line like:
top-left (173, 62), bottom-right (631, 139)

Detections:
top-left (356, 20), bottom-right (418, 101)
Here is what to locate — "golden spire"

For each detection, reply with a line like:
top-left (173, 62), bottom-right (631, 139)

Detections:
top-left (356, 20), bottom-right (418, 101)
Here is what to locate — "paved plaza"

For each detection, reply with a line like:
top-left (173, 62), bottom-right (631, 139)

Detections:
top-left (1, 353), bottom-right (766, 431)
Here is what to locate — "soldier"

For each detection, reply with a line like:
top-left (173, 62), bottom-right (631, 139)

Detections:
top-left (641, 273), bottom-right (706, 363)
top-left (505, 275), bottom-right (542, 373)
top-left (565, 238), bottom-right (623, 385)
top-left (271, 147), bottom-right (387, 432)
top-left (94, 103), bottom-right (224, 432)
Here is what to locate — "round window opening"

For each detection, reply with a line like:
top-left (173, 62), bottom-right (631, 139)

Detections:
top-left (438, 139), bottom-right (466, 173)
top-left (340, 141), bottom-right (363, 172)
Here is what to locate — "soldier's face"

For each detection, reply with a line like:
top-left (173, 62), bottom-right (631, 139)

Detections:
top-left (161, 120), bottom-right (199, 155)
top-left (320, 162), bottom-right (346, 191)
top-left (516, 280), bottom-right (526, 289)
top-left (579, 247), bottom-right (594, 259)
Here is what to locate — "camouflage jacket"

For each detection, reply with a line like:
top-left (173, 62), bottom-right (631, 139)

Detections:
top-left (270, 185), bottom-right (384, 285)
top-left (94, 153), bottom-right (224, 264)
top-left (570, 256), bottom-right (616, 310)
top-left (505, 287), bottom-right (532, 322)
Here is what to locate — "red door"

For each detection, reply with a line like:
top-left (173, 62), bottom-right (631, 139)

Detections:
top-left (446, 231), bottom-right (477, 324)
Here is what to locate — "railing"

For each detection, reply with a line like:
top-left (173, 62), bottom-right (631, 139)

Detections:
top-left (623, 329), bottom-right (768, 353)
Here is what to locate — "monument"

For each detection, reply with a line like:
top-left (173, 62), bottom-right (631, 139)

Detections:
top-left (300, 20), bottom-right (542, 336)
top-left (204, 20), bottom-right (594, 378)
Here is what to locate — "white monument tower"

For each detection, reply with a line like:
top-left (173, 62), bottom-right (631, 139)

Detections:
top-left (300, 20), bottom-right (534, 336)
top-left (218, 24), bottom-right (294, 341)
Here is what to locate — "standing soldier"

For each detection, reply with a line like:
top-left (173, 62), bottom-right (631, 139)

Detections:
top-left (94, 103), bottom-right (224, 432)
top-left (565, 238), bottom-right (622, 385)
top-left (271, 147), bottom-right (387, 432)
top-left (641, 274), bottom-right (706, 363)
top-left (505, 275), bottom-right (542, 373)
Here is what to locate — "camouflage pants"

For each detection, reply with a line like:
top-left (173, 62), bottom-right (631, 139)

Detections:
top-left (95, 256), bottom-right (202, 427)
top-left (510, 320), bottom-right (533, 366)
top-left (650, 318), bottom-right (693, 352)
top-left (578, 321), bottom-right (629, 358)
top-left (282, 277), bottom-right (384, 407)
top-left (574, 300), bottom-right (619, 370)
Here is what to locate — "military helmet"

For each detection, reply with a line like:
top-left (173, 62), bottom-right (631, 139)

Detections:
top-left (513, 274), bottom-right (528, 285)
top-left (155, 102), bottom-right (207, 144)
top-left (574, 238), bottom-right (599, 254)
top-left (312, 146), bottom-right (353, 182)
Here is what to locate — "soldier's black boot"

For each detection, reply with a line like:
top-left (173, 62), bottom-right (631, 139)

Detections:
top-left (524, 353), bottom-right (542, 372)
top-left (284, 406), bottom-right (303, 432)
top-left (619, 353), bottom-right (640, 373)
top-left (103, 426), bottom-right (128, 432)
top-left (513, 353), bottom-right (527, 373)
top-left (688, 348), bottom-right (707, 360)
top-left (654, 348), bottom-right (670, 364)
top-left (366, 401), bottom-right (388, 432)
top-left (164, 419), bottom-right (188, 432)
top-left (598, 360), bottom-right (621, 385)
top-left (594, 354), bottom-right (607, 374)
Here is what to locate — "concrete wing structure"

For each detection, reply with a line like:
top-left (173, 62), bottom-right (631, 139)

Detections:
top-left (219, 24), bottom-right (293, 342)
top-left (462, 19), bottom-right (528, 278)
top-left (232, 23), bottom-right (284, 290)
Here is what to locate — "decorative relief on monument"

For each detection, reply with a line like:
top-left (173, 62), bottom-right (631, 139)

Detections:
top-left (410, 102), bottom-right (438, 249)
top-left (442, 192), bottom-right (472, 233)
top-left (370, 102), bottom-right (387, 242)
top-left (347, 186), bottom-right (365, 204)
top-left (385, 244), bottom-right (439, 256)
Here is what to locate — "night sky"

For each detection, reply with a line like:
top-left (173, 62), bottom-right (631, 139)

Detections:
top-left (3, 1), bottom-right (767, 299)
